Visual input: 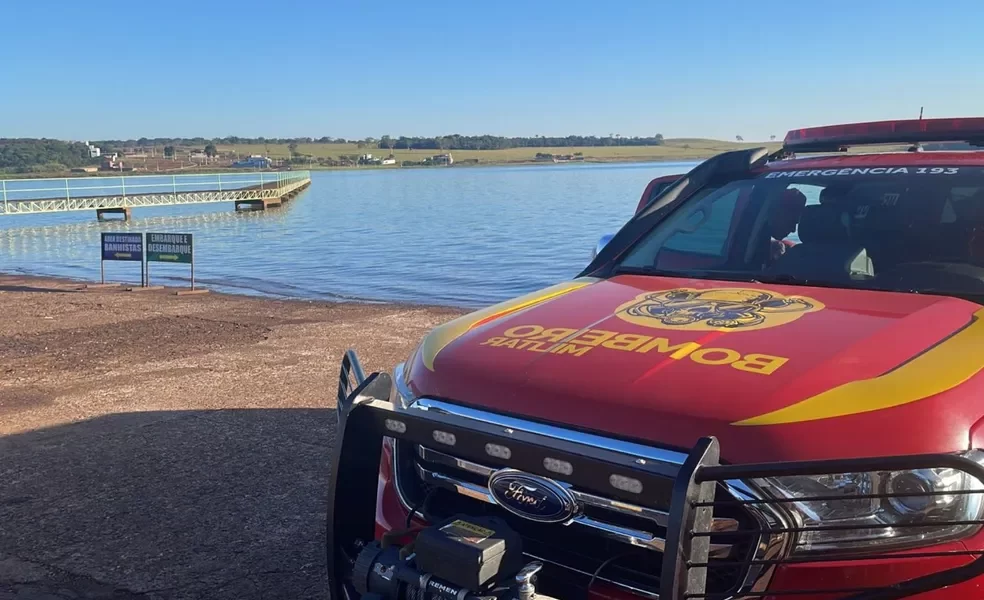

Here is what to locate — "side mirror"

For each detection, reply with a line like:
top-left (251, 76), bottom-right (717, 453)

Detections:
top-left (591, 233), bottom-right (615, 260)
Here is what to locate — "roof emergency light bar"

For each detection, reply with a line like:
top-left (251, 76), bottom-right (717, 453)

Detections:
top-left (783, 117), bottom-right (984, 153)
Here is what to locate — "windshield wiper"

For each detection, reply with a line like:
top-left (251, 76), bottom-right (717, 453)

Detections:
top-left (612, 265), bottom-right (696, 277)
top-left (748, 273), bottom-right (812, 285)
top-left (613, 266), bottom-right (878, 291)
top-left (612, 265), bottom-right (767, 284)
top-left (749, 273), bottom-right (865, 290)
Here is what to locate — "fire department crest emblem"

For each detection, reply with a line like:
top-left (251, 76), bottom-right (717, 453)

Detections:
top-left (614, 288), bottom-right (824, 332)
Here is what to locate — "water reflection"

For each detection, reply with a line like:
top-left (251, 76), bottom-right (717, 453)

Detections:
top-left (1, 163), bottom-right (698, 307)
top-left (0, 208), bottom-right (290, 260)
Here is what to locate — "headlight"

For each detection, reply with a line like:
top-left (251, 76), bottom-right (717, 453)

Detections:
top-left (755, 452), bottom-right (984, 554)
top-left (390, 361), bottom-right (416, 409)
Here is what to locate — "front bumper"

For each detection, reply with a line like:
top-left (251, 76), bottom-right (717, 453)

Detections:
top-left (330, 355), bottom-right (984, 600)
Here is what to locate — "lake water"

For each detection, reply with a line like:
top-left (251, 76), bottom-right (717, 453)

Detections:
top-left (0, 162), bottom-right (699, 308)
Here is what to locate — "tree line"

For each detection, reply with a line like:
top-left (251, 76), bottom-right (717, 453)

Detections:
top-left (84, 133), bottom-right (665, 151)
top-left (0, 139), bottom-right (97, 173)
top-left (91, 136), bottom-right (345, 148)
top-left (1, 133), bottom-right (667, 172)
top-left (377, 134), bottom-right (664, 150)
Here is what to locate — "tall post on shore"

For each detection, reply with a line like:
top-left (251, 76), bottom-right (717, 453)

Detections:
top-left (141, 232), bottom-right (147, 288)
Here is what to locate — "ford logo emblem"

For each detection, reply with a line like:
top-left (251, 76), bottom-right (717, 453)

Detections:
top-left (488, 469), bottom-right (578, 523)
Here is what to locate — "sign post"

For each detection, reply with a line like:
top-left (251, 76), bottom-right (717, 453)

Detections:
top-left (98, 232), bottom-right (144, 287)
top-left (146, 232), bottom-right (203, 294)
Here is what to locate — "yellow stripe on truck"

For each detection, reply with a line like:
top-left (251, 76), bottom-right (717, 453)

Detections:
top-left (420, 278), bottom-right (598, 371)
top-left (734, 308), bottom-right (984, 426)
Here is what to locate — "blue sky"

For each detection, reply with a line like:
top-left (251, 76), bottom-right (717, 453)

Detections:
top-left (2, 0), bottom-right (983, 141)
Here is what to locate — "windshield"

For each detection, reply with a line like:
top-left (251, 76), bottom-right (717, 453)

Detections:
top-left (616, 165), bottom-right (984, 301)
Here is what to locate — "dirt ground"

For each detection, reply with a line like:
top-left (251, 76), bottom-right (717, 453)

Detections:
top-left (0, 275), bottom-right (467, 599)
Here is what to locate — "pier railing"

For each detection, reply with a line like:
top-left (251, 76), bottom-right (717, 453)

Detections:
top-left (0, 170), bottom-right (311, 216)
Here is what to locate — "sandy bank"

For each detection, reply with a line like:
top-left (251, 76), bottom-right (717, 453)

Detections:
top-left (0, 274), bottom-right (466, 435)
top-left (0, 274), bottom-right (467, 599)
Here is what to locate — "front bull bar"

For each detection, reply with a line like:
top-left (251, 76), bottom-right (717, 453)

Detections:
top-left (329, 358), bottom-right (984, 600)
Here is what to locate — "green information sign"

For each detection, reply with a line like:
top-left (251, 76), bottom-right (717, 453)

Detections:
top-left (146, 232), bottom-right (193, 263)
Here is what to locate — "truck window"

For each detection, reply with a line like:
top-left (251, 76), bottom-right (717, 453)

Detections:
top-left (614, 168), bottom-right (984, 304)
top-left (659, 188), bottom-right (741, 258)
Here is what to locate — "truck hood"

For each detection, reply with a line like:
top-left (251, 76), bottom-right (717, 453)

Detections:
top-left (406, 276), bottom-right (984, 463)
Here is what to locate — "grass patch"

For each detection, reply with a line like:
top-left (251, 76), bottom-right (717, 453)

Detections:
top-left (217, 139), bottom-right (784, 166)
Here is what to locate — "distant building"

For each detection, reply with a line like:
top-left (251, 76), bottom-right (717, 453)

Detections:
top-left (432, 153), bottom-right (454, 166)
top-left (232, 155), bottom-right (272, 168)
top-left (100, 157), bottom-right (132, 171)
top-left (85, 141), bottom-right (101, 158)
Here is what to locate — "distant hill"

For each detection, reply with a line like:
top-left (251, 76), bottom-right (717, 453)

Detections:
top-left (0, 135), bottom-right (786, 175)
top-left (662, 138), bottom-right (780, 148)
top-left (921, 141), bottom-right (977, 150)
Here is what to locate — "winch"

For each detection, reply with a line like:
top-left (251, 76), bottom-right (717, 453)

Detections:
top-left (348, 514), bottom-right (554, 600)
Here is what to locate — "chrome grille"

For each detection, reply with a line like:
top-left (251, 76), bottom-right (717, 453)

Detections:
top-left (415, 445), bottom-right (738, 556)
top-left (391, 402), bottom-right (767, 599)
